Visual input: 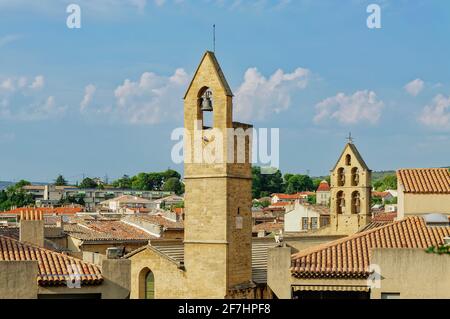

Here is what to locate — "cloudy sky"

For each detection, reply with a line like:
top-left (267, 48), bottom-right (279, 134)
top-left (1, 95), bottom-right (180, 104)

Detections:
top-left (0, 0), bottom-right (449, 183)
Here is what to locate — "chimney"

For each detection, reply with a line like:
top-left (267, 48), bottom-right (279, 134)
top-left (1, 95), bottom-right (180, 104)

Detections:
top-left (19, 209), bottom-right (45, 247)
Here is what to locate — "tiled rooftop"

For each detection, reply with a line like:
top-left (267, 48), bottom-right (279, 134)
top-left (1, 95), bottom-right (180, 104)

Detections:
top-left (372, 191), bottom-right (390, 198)
top-left (291, 216), bottom-right (450, 279)
top-left (0, 235), bottom-right (102, 286)
top-left (127, 214), bottom-right (184, 230)
top-left (316, 181), bottom-right (330, 192)
top-left (372, 211), bottom-right (397, 222)
top-left (397, 168), bottom-right (450, 194)
top-left (64, 220), bottom-right (156, 242)
top-left (0, 206), bottom-right (83, 216)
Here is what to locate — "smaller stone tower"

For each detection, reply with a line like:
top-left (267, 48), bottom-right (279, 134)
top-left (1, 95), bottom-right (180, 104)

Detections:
top-left (329, 141), bottom-right (371, 235)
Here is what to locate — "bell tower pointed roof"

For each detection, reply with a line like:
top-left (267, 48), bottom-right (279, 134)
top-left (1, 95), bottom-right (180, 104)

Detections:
top-left (183, 51), bottom-right (233, 99)
top-left (331, 142), bottom-right (370, 172)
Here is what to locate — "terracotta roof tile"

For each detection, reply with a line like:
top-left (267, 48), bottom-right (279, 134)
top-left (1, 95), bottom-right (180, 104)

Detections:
top-left (291, 216), bottom-right (450, 279)
top-left (316, 181), bottom-right (330, 192)
top-left (271, 193), bottom-right (300, 200)
top-left (128, 214), bottom-right (184, 230)
top-left (1, 206), bottom-right (83, 216)
top-left (397, 168), bottom-right (450, 194)
top-left (372, 212), bottom-right (397, 222)
top-left (372, 191), bottom-right (390, 198)
top-left (64, 220), bottom-right (156, 242)
top-left (0, 235), bottom-right (102, 286)
top-left (270, 202), bottom-right (293, 207)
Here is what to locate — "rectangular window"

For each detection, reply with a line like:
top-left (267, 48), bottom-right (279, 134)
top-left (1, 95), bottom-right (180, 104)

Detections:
top-left (302, 217), bottom-right (308, 230)
top-left (311, 217), bottom-right (318, 229)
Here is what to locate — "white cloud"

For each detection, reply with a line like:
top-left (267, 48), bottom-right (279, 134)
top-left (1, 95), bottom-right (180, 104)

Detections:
top-left (154, 0), bottom-right (165, 6)
top-left (0, 75), bottom-right (64, 121)
top-left (80, 84), bottom-right (96, 112)
top-left (0, 75), bottom-right (44, 92)
top-left (314, 90), bottom-right (384, 125)
top-left (112, 68), bottom-right (189, 124)
top-left (419, 94), bottom-right (450, 130)
top-left (234, 67), bottom-right (310, 121)
top-left (0, 78), bottom-right (15, 91)
top-left (29, 75), bottom-right (45, 90)
top-left (404, 78), bottom-right (424, 96)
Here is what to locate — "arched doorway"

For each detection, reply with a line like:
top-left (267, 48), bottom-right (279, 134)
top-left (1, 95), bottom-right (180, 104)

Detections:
top-left (138, 268), bottom-right (155, 299)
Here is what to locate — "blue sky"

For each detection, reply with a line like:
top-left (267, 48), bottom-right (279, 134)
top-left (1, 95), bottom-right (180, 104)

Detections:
top-left (0, 0), bottom-right (449, 183)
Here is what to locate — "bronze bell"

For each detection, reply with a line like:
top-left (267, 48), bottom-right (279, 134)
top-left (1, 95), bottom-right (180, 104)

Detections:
top-left (200, 91), bottom-right (213, 112)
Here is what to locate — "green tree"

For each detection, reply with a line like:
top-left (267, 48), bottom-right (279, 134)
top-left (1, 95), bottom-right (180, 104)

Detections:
top-left (79, 177), bottom-right (98, 189)
top-left (253, 199), bottom-right (271, 208)
top-left (373, 174), bottom-right (397, 191)
top-left (252, 166), bottom-right (284, 198)
top-left (162, 177), bottom-right (183, 195)
top-left (14, 180), bottom-right (31, 189)
top-left (0, 180), bottom-right (34, 210)
top-left (285, 174), bottom-right (314, 194)
top-left (162, 169), bottom-right (181, 181)
top-left (307, 194), bottom-right (316, 204)
top-left (55, 175), bottom-right (68, 186)
top-left (112, 175), bottom-right (132, 189)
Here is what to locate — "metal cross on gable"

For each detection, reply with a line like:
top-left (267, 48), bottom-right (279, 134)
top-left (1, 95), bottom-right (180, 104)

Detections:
top-left (346, 132), bottom-right (354, 144)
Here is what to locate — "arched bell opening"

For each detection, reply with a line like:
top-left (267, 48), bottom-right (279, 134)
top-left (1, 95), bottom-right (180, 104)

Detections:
top-left (351, 167), bottom-right (360, 186)
top-left (351, 191), bottom-right (361, 214)
top-left (337, 167), bottom-right (345, 186)
top-left (336, 191), bottom-right (345, 214)
top-left (198, 87), bottom-right (214, 129)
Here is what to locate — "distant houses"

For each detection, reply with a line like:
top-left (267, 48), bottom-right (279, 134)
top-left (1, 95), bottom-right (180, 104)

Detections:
top-left (20, 184), bottom-right (174, 211)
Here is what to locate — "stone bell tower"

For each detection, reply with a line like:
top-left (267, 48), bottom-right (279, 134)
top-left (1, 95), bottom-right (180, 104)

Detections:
top-left (183, 51), bottom-right (253, 298)
top-left (329, 139), bottom-right (372, 235)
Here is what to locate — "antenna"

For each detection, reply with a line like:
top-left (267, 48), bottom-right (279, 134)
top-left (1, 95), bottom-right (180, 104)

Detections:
top-left (213, 24), bottom-right (216, 53)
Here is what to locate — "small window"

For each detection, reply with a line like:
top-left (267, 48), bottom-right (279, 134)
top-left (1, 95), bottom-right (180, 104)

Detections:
top-left (311, 217), bottom-right (318, 229)
top-left (302, 217), bottom-right (308, 230)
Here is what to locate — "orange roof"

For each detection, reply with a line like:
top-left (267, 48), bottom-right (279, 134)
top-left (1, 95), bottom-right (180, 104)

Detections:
top-left (397, 168), bottom-right (450, 194)
top-left (272, 193), bottom-right (300, 200)
top-left (372, 191), bottom-right (390, 198)
top-left (291, 216), bottom-right (450, 279)
top-left (316, 181), bottom-right (330, 192)
top-left (272, 192), bottom-right (315, 200)
top-left (372, 212), bottom-right (397, 222)
top-left (0, 235), bottom-right (103, 286)
top-left (64, 220), bottom-right (156, 242)
top-left (1, 207), bottom-right (83, 216)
